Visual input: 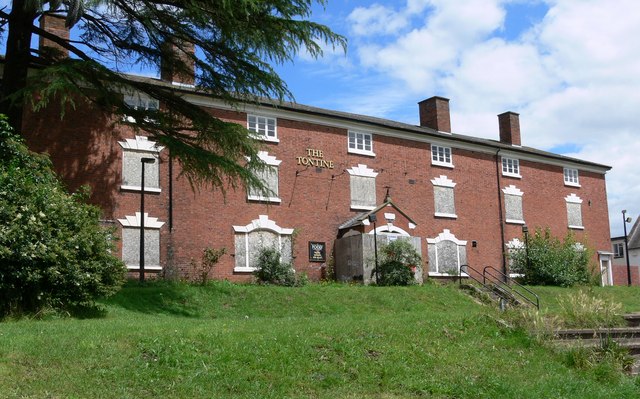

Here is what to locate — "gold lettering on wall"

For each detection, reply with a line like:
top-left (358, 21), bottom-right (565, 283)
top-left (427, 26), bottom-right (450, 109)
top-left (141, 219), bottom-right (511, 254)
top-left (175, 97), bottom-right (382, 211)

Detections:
top-left (296, 148), bottom-right (335, 169)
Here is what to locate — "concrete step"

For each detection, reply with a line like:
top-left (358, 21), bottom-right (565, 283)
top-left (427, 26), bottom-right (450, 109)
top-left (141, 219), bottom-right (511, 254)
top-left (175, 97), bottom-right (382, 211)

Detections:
top-left (554, 327), bottom-right (640, 376)
top-left (555, 327), bottom-right (640, 340)
top-left (554, 337), bottom-right (640, 354)
top-left (623, 313), bottom-right (640, 327)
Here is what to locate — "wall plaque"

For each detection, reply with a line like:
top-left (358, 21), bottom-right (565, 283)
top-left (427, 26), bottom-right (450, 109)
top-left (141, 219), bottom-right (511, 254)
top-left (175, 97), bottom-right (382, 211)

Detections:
top-left (308, 241), bottom-right (326, 262)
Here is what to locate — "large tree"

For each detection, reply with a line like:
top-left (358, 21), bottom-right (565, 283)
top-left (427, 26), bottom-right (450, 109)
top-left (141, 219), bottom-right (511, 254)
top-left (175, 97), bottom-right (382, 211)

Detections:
top-left (0, 0), bottom-right (345, 188)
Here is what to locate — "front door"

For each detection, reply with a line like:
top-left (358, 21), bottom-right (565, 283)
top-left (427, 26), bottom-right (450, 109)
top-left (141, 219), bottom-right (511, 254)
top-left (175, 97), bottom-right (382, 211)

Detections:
top-left (599, 253), bottom-right (613, 286)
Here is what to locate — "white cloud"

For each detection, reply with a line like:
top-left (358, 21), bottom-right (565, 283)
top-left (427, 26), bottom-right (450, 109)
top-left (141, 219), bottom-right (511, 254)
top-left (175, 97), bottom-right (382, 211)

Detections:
top-left (348, 4), bottom-right (409, 36)
top-left (328, 0), bottom-right (640, 236)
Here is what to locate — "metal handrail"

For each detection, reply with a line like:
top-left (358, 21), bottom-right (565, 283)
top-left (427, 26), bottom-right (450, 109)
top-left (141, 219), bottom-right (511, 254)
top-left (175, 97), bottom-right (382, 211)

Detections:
top-left (482, 266), bottom-right (540, 310)
top-left (459, 264), bottom-right (484, 286)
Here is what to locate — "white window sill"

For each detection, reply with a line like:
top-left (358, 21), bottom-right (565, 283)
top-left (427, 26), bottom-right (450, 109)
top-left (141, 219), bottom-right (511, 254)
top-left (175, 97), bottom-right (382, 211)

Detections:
top-left (564, 182), bottom-right (581, 188)
top-left (348, 148), bottom-right (376, 157)
top-left (247, 196), bottom-right (282, 204)
top-left (121, 185), bottom-right (162, 193)
top-left (126, 265), bottom-right (162, 271)
top-left (429, 272), bottom-right (467, 277)
top-left (351, 205), bottom-right (376, 211)
top-left (506, 219), bottom-right (526, 225)
top-left (435, 212), bottom-right (458, 219)
top-left (569, 225), bottom-right (585, 230)
top-left (259, 136), bottom-right (279, 143)
top-left (431, 161), bottom-right (454, 168)
top-left (234, 266), bottom-right (257, 273)
top-left (502, 172), bottom-right (522, 179)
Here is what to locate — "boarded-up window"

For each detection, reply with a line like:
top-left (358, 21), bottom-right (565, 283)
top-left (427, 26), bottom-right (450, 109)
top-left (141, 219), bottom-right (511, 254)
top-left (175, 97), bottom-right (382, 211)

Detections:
top-left (119, 136), bottom-right (163, 191)
top-left (566, 194), bottom-right (584, 229)
top-left (233, 215), bottom-right (294, 272)
top-left (427, 230), bottom-right (467, 275)
top-left (247, 151), bottom-right (282, 203)
top-left (118, 212), bottom-right (165, 270)
top-left (503, 185), bottom-right (524, 224)
top-left (431, 175), bottom-right (456, 218)
top-left (347, 164), bottom-right (378, 210)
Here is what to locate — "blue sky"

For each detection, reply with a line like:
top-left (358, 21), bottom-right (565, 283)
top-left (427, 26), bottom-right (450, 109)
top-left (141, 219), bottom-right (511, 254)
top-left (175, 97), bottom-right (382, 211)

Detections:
top-left (272, 0), bottom-right (640, 237)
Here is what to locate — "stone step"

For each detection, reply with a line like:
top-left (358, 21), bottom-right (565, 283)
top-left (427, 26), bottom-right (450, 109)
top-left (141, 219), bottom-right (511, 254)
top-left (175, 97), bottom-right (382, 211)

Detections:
top-left (623, 313), bottom-right (640, 327)
top-left (555, 327), bottom-right (640, 340)
top-left (554, 335), bottom-right (640, 376)
top-left (554, 337), bottom-right (640, 354)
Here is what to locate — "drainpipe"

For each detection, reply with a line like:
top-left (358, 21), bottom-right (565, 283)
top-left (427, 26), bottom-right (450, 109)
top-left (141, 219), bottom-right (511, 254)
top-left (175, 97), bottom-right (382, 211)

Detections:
top-left (169, 153), bottom-right (173, 231)
top-left (495, 149), bottom-right (507, 279)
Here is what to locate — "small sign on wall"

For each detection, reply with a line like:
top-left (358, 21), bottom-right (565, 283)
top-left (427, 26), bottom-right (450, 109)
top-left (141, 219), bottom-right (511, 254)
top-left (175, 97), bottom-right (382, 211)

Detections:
top-left (309, 241), bottom-right (326, 262)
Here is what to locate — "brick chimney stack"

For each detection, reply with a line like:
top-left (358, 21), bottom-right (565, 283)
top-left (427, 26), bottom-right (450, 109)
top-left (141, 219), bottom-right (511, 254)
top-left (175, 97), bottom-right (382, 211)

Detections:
top-left (418, 96), bottom-right (451, 133)
top-left (498, 112), bottom-right (521, 146)
top-left (160, 41), bottom-right (196, 86)
top-left (39, 14), bottom-right (70, 58)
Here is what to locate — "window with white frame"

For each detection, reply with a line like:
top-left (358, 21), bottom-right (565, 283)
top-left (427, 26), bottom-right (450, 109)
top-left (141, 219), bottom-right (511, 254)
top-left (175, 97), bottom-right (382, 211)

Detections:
top-left (431, 175), bottom-right (457, 218)
top-left (119, 136), bottom-right (163, 192)
top-left (348, 131), bottom-right (374, 156)
top-left (431, 144), bottom-right (453, 167)
top-left (564, 168), bottom-right (580, 186)
top-left (247, 151), bottom-right (281, 203)
top-left (503, 185), bottom-right (525, 224)
top-left (248, 115), bottom-right (278, 142)
top-left (347, 164), bottom-right (378, 210)
top-left (118, 212), bottom-right (165, 270)
top-left (502, 157), bottom-right (521, 178)
top-left (613, 242), bottom-right (624, 258)
top-left (565, 193), bottom-right (584, 229)
top-left (427, 229), bottom-right (467, 276)
top-left (233, 215), bottom-right (294, 272)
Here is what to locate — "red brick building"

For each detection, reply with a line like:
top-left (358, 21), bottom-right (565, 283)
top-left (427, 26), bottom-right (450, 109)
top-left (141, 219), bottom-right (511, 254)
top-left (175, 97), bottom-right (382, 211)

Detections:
top-left (17, 16), bottom-right (614, 284)
top-left (20, 81), bottom-right (614, 283)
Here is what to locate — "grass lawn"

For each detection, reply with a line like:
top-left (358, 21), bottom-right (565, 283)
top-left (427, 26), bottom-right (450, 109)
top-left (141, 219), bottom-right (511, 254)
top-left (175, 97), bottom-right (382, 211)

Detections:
top-left (1, 281), bottom-right (639, 398)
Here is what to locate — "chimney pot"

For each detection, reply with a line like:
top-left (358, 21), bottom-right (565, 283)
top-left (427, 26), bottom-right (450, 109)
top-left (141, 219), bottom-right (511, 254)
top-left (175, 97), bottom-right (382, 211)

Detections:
top-left (418, 96), bottom-right (451, 133)
top-left (498, 112), bottom-right (521, 146)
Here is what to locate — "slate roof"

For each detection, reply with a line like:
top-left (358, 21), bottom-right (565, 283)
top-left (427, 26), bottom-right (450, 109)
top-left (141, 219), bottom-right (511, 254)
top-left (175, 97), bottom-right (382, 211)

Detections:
top-left (35, 69), bottom-right (615, 172)
top-left (338, 196), bottom-right (417, 231)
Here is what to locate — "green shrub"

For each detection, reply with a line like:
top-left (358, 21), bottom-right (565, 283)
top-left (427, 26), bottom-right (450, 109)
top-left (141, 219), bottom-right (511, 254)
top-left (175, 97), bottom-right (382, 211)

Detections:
top-left (376, 239), bottom-right (421, 286)
top-left (253, 247), bottom-right (301, 287)
top-left (0, 117), bottom-right (126, 316)
top-left (510, 228), bottom-right (593, 287)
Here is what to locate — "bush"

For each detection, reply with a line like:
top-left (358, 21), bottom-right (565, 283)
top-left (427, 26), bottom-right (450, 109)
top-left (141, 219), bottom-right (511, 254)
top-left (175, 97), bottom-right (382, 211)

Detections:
top-left (376, 239), bottom-right (421, 286)
top-left (0, 117), bottom-right (126, 316)
top-left (510, 228), bottom-right (593, 287)
top-left (253, 247), bottom-right (299, 286)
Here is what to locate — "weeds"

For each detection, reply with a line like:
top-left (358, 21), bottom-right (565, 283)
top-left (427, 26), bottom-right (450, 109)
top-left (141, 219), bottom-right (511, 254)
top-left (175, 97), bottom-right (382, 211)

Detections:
top-left (558, 289), bottom-right (624, 328)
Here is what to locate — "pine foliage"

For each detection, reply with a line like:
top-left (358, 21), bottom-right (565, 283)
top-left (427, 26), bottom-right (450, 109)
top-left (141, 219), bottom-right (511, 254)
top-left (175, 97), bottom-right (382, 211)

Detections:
top-left (0, 0), bottom-right (346, 190)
